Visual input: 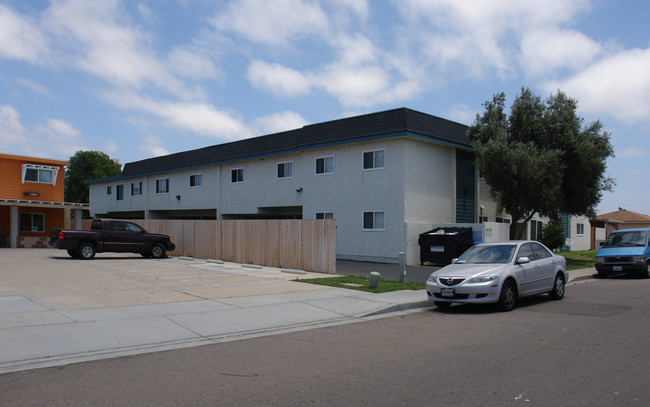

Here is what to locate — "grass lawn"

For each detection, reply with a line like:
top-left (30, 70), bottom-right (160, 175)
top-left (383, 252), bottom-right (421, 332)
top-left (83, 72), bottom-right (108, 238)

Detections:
top-left (561, 250), bottom-right (596, 271)
top-left (298, 250), bottom-right (596, 293)
top-left (297, 274), bottom-right (425, 293)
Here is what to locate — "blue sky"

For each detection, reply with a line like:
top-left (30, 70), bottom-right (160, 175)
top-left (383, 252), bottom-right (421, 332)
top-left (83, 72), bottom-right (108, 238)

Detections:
top-left (1, 0), bottom-right (648, 215)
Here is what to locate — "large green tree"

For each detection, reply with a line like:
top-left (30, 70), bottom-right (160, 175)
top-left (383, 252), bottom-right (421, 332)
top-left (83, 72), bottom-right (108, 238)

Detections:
top-left (468, 88), bottom-right (615, 239)
top-left (65, 150), bottom-right (122, 203)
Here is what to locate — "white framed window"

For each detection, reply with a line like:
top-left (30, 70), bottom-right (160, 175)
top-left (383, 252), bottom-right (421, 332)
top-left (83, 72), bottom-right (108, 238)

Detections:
top-left (116, 184), bottom-right (124, 201)
top-left (21, 164), bottom-right (59, 186)
top-left (107, 186), bottom-right (112, 195)
top-left (362, 210), bottom-right (386, 231)
top-left (156, 178), bottom-right (169, 194)
top-left (576, 223), bottom-right (585, 236)
top-left (231, 168), bottom-right (243, 183)
top-left (190, 174), bottom-right (202, 187)
top-left (315, 156), bottom-right (334, 175)
top-left (131, 181), bottom-right (142, 196)
top-left (19, 213), bottom-right (44, 232)
top-left (530, 220), bottom-right (543, 240)
top-left (315, 212), bottom-right (334, 220)
top-left (479, 216), bottom-right (488, 223)
top-left (496, 217), bottom-right (511, 224)
top-left (277, 162), bottom-right (293, 179)
top-left (362, 149), bottom-right (385, 170)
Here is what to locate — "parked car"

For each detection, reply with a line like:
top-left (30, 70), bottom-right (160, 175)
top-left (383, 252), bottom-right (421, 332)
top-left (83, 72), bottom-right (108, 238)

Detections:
top-left (426, 241), bottom-right (568, 311)
top-left (595, 228), bottom-right (650, 279)
top-left (51, 219), bottom-right (175, 260)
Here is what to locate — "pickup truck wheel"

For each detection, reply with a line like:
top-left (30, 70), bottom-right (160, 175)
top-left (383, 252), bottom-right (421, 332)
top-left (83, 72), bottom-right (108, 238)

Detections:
top-left (67, 249), bottom-right (79, 258)
top-left (79, 243), bottom-right (96, 260)
top-left (151, 244), bottom-right (166, 259)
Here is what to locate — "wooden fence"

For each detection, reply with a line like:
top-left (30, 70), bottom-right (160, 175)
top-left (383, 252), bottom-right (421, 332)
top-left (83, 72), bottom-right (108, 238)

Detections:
top-left (82, 219), bottom-right (336, 274)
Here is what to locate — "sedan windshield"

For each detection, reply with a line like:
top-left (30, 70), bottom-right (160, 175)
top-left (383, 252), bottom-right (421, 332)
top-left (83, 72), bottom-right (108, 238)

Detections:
top-left (455, 245), bottom-right (516, 264)
top-left (602, 231), bottom-right (648, 247)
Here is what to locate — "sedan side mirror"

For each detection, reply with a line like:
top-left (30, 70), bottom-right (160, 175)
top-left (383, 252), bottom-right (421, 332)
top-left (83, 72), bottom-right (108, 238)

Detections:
top-left (451, 258), bottom-right (459, 264)
top-left (517, 257), bottom-right (530, 264)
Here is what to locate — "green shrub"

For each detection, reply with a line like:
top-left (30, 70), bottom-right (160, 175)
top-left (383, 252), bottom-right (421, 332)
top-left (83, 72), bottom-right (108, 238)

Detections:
top-left (539, 220), bottom-right (566, 250)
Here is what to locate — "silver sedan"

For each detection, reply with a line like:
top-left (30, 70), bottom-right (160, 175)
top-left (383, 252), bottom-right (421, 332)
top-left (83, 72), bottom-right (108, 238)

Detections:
top-left (426, 241), bottom-right (568, 311)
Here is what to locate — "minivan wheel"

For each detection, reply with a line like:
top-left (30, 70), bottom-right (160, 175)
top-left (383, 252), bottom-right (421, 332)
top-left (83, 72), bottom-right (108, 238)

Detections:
top-left (643, 262), bottom-right (650, 279)
top-left (498, 280), bottom-right (517, 312)
top-left (549, 273), bottom-right (565, 300)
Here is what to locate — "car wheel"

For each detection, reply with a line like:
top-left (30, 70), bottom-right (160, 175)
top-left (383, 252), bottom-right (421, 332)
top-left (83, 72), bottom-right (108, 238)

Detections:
top-left (78, 242), bottom-right (96, 260)
top-left (67, 249), bottom-right (79, 258)
top-left (151, 244), bottom-right (166, 259)
top-left (434, 301), bottom-right (451, 309)
top-left (549, 273), bottom-right (565, 300)
top-left (498, 280), bottom-right (517, 312)
top-left (643, 262), bottom-right (650, 279)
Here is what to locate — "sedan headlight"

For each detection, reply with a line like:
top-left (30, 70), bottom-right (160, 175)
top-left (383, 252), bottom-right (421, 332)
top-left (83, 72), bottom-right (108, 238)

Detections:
top-left (467, 275), bottom-right (497, 284)
top-left (427, 274), bottom-right (437, 282)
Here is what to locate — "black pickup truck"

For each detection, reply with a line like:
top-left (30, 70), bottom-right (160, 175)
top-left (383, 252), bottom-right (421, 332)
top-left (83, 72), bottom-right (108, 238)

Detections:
top-left (51, 219), bottom-right (175, 260)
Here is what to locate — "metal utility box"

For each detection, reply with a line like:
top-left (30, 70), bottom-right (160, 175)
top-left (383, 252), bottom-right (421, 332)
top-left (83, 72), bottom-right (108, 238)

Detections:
top-left (418, 227), bottom-right (474, 265)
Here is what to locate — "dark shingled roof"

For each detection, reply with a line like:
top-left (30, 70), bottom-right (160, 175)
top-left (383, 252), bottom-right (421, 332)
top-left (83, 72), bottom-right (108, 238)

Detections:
top-left (120, 107), bottom-right (470, 177)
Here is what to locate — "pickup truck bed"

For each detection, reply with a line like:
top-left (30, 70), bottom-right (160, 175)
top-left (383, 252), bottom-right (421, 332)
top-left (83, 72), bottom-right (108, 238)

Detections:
top-left (51, 219), bottom-right (175, 260)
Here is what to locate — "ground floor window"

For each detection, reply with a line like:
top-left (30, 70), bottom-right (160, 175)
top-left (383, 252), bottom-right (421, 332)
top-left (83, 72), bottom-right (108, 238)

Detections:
top-left (362, 210), bottom-right (385, 231)
top-left (19, 213), bottom-right (44, 232)
top-left (316, 212), bottom-right (334, 220)
top-left (576, 223), bottom-right (585, 236)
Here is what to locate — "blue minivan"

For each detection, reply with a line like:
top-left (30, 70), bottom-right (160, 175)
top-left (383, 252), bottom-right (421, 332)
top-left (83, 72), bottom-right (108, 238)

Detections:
top-left (595, 228), bottom-right (650, 279)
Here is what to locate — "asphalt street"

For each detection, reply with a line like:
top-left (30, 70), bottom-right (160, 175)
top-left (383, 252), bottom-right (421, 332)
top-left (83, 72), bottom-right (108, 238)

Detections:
top-left (2, 275), bottom-right (647, 406)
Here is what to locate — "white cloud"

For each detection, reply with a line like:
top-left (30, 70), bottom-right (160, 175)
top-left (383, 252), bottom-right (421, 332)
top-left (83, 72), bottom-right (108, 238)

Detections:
top-left (42, 0), bottom-right (195, 99)
top-left (520, 29), bottom-right (601, 78)
top-left (139, 134), bottom-right (169, 157)
top-left (546, 48), bottom-right (650, 124)
top-left (0, 4), bottom-right (49, 63)
top-left (254, 111), bottom-right (310, 134)
top-left (0, 105), bottom-right (86, 158)
top-left (34, 118), bottom-right (86, 156)
top-left (247, 60), bottom-right (312, 97)
top-left (0, 105), bottom-right (25, 145)
top-left (396, 0), bottom-right (594, 78)
top-left (445, 104), bottom-right (476, 125)
top-left (168, 46), bottom-right (220, 80)
top-left (212, 0), bottom-right (330, 46)
top-left (617, 147), bottom-right (647, 158)
top-left (100, 90), bottom-right (254, 140)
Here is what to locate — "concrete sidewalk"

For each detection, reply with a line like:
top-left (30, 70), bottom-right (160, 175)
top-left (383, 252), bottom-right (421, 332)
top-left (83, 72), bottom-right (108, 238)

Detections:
top-left (0, 249), bottom-right (596, 374)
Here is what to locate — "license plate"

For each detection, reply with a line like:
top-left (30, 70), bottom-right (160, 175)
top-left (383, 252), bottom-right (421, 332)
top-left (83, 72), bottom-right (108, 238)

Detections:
top-left (441, 288), bottom-right (455, 297)
top-left (430, 246), bottom-right (444, 253)
top-left (613, 266), bottom-right (622, 271)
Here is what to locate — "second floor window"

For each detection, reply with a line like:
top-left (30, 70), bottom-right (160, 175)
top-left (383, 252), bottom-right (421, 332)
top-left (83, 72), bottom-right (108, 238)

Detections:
top-left (231, 169), bottom-right (243, 183)
top-left (131, 181), bottom-right (142, 196)
top-left (190, 174), bottom-right (202, 187)
top-left (277, 162), bottom-right (292, 179)
top-left (156, 178), bottom-right (169, 193)
top-left (316, 156), bottom-right (334, 175)
top-left (363, 149), bottom-right (385, 170)
top-left (22, 164), bottom-right (59, 185)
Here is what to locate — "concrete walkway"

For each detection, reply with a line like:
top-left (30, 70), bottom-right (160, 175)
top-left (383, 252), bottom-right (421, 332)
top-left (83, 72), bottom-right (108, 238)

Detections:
top-left (0, 249), bottom-right (596, 374)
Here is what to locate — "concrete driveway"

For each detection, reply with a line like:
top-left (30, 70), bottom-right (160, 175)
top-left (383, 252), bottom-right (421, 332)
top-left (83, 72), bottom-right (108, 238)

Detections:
top-left (0, 249), bottom-right (429, 373)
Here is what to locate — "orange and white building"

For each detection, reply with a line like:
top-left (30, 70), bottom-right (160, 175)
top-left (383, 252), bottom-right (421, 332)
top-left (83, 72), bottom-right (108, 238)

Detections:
top-left (0, 153), bottom-right (88, 248)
